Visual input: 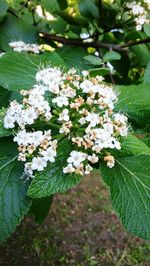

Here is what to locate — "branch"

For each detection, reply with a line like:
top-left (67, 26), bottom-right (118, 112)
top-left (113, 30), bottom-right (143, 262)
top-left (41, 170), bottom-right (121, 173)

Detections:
top-left (121, 37), bottom-right (150, 48)
top-left (39, 32), bottom-right (150, 52)
top-left (39, 32), bottom-right (123, 52)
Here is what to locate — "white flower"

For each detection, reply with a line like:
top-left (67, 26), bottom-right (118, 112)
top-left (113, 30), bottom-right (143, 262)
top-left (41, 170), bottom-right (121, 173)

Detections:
top-left (36, 67), bottom-right (62, 87)
top-left (82, 70), bottom-right (89, 77)
top-left (14, 130), bottom-right (30, 145)
top-left (52, 96), bottom-right (69, 107)
top-left (113, 114), bottom-right (127, 125)
top-left (4, 114), bottom-right (15, 128)
top-left (85, 113), bottom-right (99, 127)
top-left (87, 154), bottom-right (99, 164)
top-left (58, 109), bottom-right (69, 122)
top-left (63, 163), bottom-right (75, 173)
top-left (67, 151), bottom-right (87, 167)
top-left (9, 41), bottom-right (41, 54)
top-left (80, 79), bottom-right (93, 93)
top-left (23, 108), bottom-right (38, 125)
top-left (79, 117), bottom-right (86, 125)
top-left (30, 131), bottom-right (45, 146)
top-left (40, 147), bottom-right (56, 162)
top-left (31, 157), bottom-right (47, 171)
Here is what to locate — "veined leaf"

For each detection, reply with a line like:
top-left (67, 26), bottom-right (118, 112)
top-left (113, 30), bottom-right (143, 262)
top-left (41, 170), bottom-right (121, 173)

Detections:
top-left (0, 14), bottom-right (38, 51)
top-left (116, 133), bottom-right (150, 157)
top-left (0, 139), bottom-right (31, 242)
top-left (101, 155), bottom-right (150, 239)
top-left (0, 52), bottom-right (64, 90)
top-left (115, 84), bottom-right (150, 127)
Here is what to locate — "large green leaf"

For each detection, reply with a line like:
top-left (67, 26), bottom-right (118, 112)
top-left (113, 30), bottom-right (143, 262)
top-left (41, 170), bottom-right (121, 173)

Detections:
top-left (0, 51), bottom-right (64, 90)
top-left (27, 139), bottom-right (82, 198)
top-left (115, 84), bottom-right (150, 127)
top-left (101, 155), bottom-right (150, 239)
top-left (0, 14), bottom-right (38, 51)
top-left (0, 138), bottom-right (31, 242)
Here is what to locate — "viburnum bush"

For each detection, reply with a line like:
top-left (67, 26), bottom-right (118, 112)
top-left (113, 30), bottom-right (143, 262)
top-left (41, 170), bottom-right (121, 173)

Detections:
top-left (0, 0), bottom-right (150, 243)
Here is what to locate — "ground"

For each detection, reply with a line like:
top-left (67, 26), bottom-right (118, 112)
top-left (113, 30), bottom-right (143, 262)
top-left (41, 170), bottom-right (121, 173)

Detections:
top-left (0, 172), bottom-right (150, 266)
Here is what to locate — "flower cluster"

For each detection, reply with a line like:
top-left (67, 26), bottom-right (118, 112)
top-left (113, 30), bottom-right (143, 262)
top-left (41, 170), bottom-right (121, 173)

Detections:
top-left (126, 1), bottom-right (150, 31)
top-left (4, 67), bottom-right (128, 177)
top-left (9, 41), bottom-right (43, 54)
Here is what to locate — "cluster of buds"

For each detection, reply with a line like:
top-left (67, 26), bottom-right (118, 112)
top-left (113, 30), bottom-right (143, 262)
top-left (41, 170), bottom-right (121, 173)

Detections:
top-left (9, 41), bottom-right (43, 54)
top-left (126, 1), bottom-right (150, 31)
top-left (4, 67), bottom-right (128, 177)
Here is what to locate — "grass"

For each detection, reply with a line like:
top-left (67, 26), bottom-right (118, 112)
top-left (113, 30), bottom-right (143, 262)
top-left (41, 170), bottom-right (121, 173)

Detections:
top-left (0, 172), bottom-right (150, 266)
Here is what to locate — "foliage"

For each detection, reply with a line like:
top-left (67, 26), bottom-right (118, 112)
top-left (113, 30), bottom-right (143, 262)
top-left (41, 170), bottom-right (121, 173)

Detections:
top-left (0, 0), bottom-right (150, 243)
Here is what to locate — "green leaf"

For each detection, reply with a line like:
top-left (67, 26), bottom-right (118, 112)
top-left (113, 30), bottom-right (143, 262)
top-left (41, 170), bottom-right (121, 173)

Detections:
top-left (101, 155), bottom-right (150, 240)
top-left (131, 44), bottom-right (150, 67)
top-left (0, 14), bottom-right (38, 51)
top-left (116, 133), bottom-right (150, 157)
top-left (56, 47), bottom-right (94, 70)
top-left (84, 55), bottom-right (102, 65)
top-left (78, 0), bottom-right (99, 19)
top-left (0, 109), bottom-right (12, 137)
top-left (103, 51), bottom-right (121, 62)
top-left (0, 138), bottom-right (31, 242)
top-left (115, 84), bottom-right (150, 127)
top-left (0, 0), bottom-right (8, 20)
top-left (30, 196), bottom-right (53, 224)
top-left (125, 30), bottom-right (141, 42)
top-left (27, 139), bottom-right (82, 198)
top-left (143, 63), bottom-right (150, 84)
top-left (0, 52), bottom-right (64, 90)
top-left (144, 24), bottom-right (150, 36)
